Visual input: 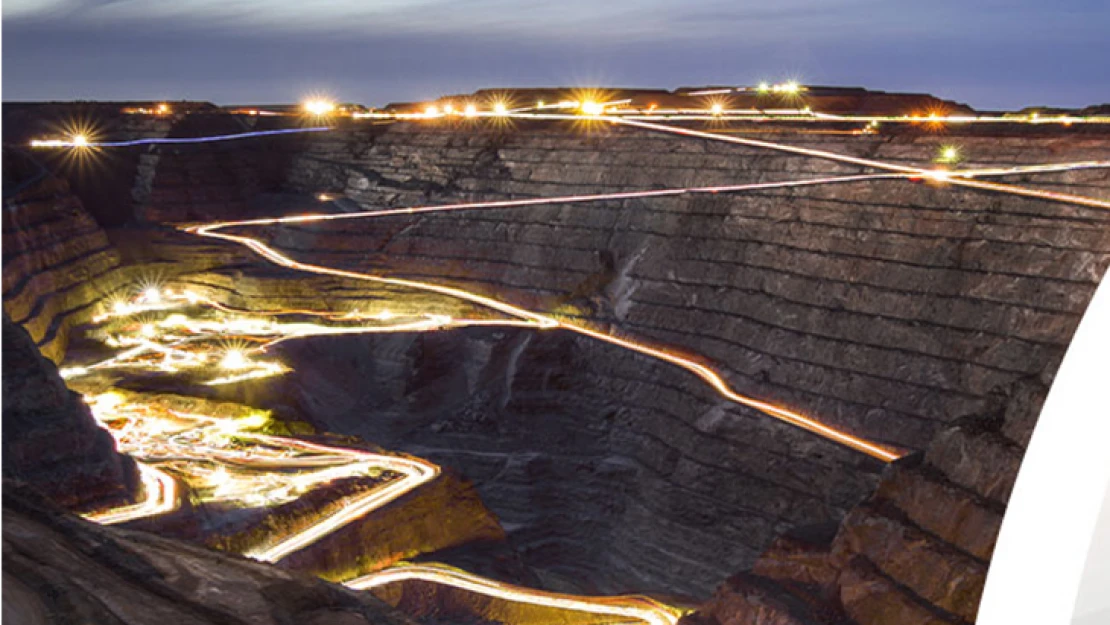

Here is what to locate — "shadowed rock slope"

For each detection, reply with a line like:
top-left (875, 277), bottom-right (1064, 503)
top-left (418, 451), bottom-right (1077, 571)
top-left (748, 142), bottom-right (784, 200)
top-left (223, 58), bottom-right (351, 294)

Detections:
top-left (2, 313), bottom-right (137, 510)
top-left (687, 379), bottom-right (1046, 625)
top-left (2, 484), bottom-right (416, 625)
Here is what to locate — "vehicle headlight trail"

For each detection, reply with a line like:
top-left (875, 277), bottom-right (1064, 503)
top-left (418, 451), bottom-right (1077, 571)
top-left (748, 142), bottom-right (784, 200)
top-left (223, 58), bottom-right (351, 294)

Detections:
top-left (347, 563), bottom-right (684, 625)
top-left (76, 352), bottom-right (442, 554)
top-left (189, 173), bottom-right (928, 462)
top-left (30, 126), bottom-right (333, 149)
top-left (85, 461), bottom-right (178, 525)
top-left (599, 116), bottom-right (1110, 211)
top-left (189, 147), bottom-right (1108, 462)
top-left (460, 111), bottom-right (1110, 211)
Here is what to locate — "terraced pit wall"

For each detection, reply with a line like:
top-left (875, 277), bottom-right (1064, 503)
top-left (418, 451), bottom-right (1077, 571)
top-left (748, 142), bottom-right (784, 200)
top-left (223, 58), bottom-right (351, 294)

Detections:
top-left (3, 115), bottom-right (1109, 604)
top-left (267, 120), bottom-right (1110, 597)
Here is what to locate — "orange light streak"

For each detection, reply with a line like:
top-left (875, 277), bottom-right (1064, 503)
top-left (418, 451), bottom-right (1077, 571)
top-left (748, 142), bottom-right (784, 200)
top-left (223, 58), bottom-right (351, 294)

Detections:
top-left (346, 563), bottom-right (685, 625)
top-left (85, 462), bottom-right (177, 525)
top-left (602, 116), bottom-right (1110, 211)
top-left (185, 122), bottom-right (1110, 461)
top-left (187, 175), bottom-right (912, 462)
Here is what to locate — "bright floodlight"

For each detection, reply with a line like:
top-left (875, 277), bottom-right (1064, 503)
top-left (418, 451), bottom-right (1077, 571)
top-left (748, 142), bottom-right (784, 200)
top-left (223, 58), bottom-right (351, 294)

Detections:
top-left (757, 82), bottom-right (771, 93)
top-left (710, 103), bottom-right (724, 115)
top-left (208, 466), bottom-right (230, 487)
top-left (580, 100), bottom-right (604, 115)
top-left (425, 105), bottom-right (440, 117)
top-left (304, 99), bottom-right (335, 116)
top-left (493, 102), bottom-right (508, 115)
top-left (238, 412), bottom-right (270, 429)
top-left (464, 104), bottom-right (478, 117)
top-left (936, 145), bottom-right (961, 164)
top-left (72, 134), bottom-right (89, 147)
top-left (220, 349), bottom-right (250, 370)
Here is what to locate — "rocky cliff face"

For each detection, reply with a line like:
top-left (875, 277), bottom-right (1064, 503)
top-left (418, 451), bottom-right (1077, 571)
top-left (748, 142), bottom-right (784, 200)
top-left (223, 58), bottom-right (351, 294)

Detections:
top-left (258, 121), bottom-right (1110, 596)
top-left (2, 483), bottom-right (415, 625)
top-left (2, 313), bottom-right (137, 510)
top-left (263, 326), bottom-right (879, 597)
top-left (135, 114), bottom-right (306, 223)
top-left (690, 378), bottom-right (1044, 625)
top-left (2, 161), bottom-right (132, 362)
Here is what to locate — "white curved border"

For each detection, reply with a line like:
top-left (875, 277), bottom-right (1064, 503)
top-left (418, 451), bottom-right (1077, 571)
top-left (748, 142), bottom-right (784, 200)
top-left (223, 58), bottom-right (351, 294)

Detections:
top-left (1073, 477), bottom-right (1110, 624)
top-left (979, 270), bottom-right (1110, 624)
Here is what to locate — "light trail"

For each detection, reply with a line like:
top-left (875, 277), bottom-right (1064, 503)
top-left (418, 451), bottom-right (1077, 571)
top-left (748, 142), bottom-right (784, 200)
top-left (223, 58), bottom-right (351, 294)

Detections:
top-left (190, 173), bottom-right (908, 229)
top-left (30, 127), bottom-right (332, 149)
top-left (421, 111), bottom-right (1110, 211)
top-left (77, 373), bottom-right (442, 558)
top-left (187, 149), bottom-right (1110, 461)
top-left (61, 287), bottom-right (467, 386)
top-left (599, 116), bottom-right (1110, 211)
top-left (187, 174), bottom-right (920, 462)
top-left (242, 437), bottom-right (439, 563)
top-left (356, 104), bottom-right (1110, 127)
top-left (941, 161), bottom-right (1110, 178)
top-left (346, 563), bottom-right (684, 625)
top-left (85, 461), bottom-right (178, 525)
top-left (397, 110), bottom-right (1110, 212)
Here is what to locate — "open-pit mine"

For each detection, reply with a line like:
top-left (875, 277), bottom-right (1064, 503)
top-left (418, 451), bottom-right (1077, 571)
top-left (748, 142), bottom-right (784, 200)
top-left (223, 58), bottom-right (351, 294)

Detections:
top-left (4, 87), bottom-right (1109, 625)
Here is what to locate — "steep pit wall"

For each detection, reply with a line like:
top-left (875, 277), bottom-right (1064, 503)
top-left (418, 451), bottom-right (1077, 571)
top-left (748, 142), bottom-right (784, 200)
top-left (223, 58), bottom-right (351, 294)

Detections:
top-left (691, 378), bottom-right (1047, 625)
top-left (257, 120), bottom-right (1110, 596)
top-left (6, 114), bottom-right (1109, 604)
top-left (2, 168), bottom-right (133, 362)
top-left (2, 105), bottom-right (317, 362)
top-left (1, 105), bottom-right (174, 227)
top-left (267, 326), bottom-right (877, 598)
top-left (134, 114), bottom-right (310, 223)
top-left (2, 314), bottom-right (137, 510)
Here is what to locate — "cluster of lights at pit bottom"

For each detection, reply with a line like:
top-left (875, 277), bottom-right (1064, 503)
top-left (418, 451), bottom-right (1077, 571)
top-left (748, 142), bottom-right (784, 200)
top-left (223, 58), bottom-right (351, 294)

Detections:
top-left (71, 286), bottom-right (685, 624)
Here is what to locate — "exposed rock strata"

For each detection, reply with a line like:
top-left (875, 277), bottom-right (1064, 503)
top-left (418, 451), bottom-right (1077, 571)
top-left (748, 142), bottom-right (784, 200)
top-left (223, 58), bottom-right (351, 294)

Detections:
top-left (279, 471), bottom-right (507, 582)
top-left (260, 121), bottom-right (1109, 595)
top-left (135, 115), bottom-right (305, 223)
top-left (690, 379), bottom-right (1044, 625)
top-left (270, 329), bottom-right (878, 597)
top-left (2, 170), bottom-right (132, 362)
top-left (2, 484), bottom-right (415, 625)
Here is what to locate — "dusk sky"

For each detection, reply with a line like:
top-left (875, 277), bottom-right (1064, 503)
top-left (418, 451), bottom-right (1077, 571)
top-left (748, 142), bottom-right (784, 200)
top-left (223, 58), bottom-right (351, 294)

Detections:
top-left (4, 0), bottom-right (1108, 110)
